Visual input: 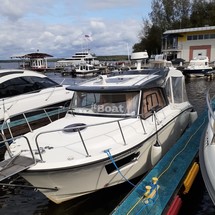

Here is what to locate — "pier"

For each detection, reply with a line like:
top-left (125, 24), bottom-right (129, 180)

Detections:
top-left (112, 110), bottom-right (208, 215)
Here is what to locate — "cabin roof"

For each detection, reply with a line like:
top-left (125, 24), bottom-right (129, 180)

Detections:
top-left (67, 69), bottom-right (169, 93)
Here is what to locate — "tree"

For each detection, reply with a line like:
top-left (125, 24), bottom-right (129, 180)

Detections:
top-left (190, 0), bottom-right (215, 26)
top-left (133, 0), bottom-right (191, 54)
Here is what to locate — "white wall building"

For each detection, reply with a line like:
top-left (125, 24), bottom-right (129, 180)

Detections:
top-left (162, 26), bottom-right (215, 62)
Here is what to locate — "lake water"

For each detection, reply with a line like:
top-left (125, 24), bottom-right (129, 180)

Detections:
top-left (0, 62), bottom-right (215, 214)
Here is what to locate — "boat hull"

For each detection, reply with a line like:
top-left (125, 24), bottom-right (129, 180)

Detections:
top-left (199, 121), bottom-right (215, 205)
top-left (20, 109), bottom-right (192, 204)
top-left (183, 68), bottom-right (214, 77)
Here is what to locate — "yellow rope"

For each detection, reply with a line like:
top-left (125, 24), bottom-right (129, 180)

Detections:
top-left (126, 197), bottom-right (144, 215)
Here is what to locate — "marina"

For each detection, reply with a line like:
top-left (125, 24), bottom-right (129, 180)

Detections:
top-left (0, 62), bottom-right (214, 214)
top-left (0, 61), bottom-right (196, 204)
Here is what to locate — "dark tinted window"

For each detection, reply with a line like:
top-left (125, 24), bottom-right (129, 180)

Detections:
top-left (0, 76), bottom-right (59, 98)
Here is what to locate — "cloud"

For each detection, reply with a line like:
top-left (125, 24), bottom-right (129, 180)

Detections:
top-left (0, 0), bottom-right (151, 59)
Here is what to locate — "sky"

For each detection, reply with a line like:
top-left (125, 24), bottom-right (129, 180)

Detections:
top-left (0, 0), bottom-right (152, 59)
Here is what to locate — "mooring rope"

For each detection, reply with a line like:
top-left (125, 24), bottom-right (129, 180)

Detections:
top-left (104, 149), bottom-right (138, 188)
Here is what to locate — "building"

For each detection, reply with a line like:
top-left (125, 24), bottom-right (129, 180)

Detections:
top-left (11, 52), bottom-right (53, 71)
top-left (162, 26), bottom-right (215, 62)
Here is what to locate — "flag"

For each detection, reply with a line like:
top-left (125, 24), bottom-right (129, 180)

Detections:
top-left (84, 34), bottom-right (92, 41)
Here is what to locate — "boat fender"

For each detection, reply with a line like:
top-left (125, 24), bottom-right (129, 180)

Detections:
top-left (183, 162), bottom-right (199, 194)
top-left (166, 195), bottom-right (182, 215)
top-left (189, 111), bottom-right (198, 125)
top-left (151, 141), bottom-right (162, 166)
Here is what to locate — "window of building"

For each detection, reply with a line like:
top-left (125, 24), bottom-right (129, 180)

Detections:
top-left (198, 35), bottom-right (203, 39)
top-left (204, 34), bottom-right (209, 39)
top-left (193, 35), bottom-right (198, 40)
top-left (187, 35), bottom-right (192, 40)
top-left (210, 34), bottom-right (215, 39)
top-left (186, 33), bottom-right (215, 41)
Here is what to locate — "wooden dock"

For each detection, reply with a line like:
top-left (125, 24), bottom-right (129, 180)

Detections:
top-left (112, 110), bottom-right (208, 215)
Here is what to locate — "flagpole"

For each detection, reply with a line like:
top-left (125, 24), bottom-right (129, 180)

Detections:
top-left (126, 43), bottom-right (130, 64)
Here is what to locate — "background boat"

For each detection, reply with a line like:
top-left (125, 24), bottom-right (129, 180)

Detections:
top-left (182, 55), bottom-right (214, 78)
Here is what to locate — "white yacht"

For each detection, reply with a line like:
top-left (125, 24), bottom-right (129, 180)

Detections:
top-left (0, 69), bottom-right (73, 121)
top-left (55, 50), bottom-right (99, 69)
top-left (183, 55), bottom-right (214, 77)
top-left (1, 66), bottom-right (196, 204)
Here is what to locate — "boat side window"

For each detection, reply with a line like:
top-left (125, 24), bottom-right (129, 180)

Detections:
top-left (0, 77), bottom-right (29, 98)
top-left (165, 77), bottom-right (188, 103)
top-left (141, 88), bottom-right (166, 119)
top-left (0, 76), bottom-right (59, 98)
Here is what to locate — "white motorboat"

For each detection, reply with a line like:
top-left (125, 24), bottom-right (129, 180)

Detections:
top-left (0, 69), bottom-right (73, 122)
top-left (183, 55), bottom-right (214, 77)
top-left (2, 67), bottom-right (197, 204)
top-left (74, 63), bottom-right (100, 76)
top-left (199, 87), bottom-right (215, 205)
top-left (149, 54), bottom-right (175, 69)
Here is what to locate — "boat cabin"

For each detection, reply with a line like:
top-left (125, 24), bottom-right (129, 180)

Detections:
top-left (67, 69), bottom-right (188, 119)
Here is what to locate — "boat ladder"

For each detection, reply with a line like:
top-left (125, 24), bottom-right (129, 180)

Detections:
top-left (0, 154), bottom-right (36, 182)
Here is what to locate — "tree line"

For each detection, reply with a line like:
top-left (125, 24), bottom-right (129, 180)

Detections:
top-left (133, 0), bottom-right (215, 57)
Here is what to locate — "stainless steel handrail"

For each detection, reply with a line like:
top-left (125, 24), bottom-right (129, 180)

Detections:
top-left (34, 115), bottom-right (147, 161)
top-left (0, 106), bottom-right (67, 141)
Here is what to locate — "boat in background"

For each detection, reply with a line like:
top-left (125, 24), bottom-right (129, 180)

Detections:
top-left (149, 54), bottom-right (175, 69)
top-left (55, 49), bottom-right (99, 69)
top-left (11, 52), bottom-right (53, 72)
top-left (199, 87), bottom-right (215, 205)
top-left (1, 65), bottom-right (197, 204)
top-left (61, 63), bottom-right (101, 77)
top-left (182, 55), bottom-right (214, 77)
top-left (74, 63), bottom-right (101, 76)
top-left (0, 69), bottom-right (73, 123)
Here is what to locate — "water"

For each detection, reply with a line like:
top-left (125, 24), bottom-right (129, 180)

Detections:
top-left (0, 62), bottom-right (215, 214)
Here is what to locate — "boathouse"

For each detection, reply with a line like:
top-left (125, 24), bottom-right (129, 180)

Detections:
top-left (11, 52), bottom-right (53, 71)
top-left (162, 26), bottom-right (215, 62)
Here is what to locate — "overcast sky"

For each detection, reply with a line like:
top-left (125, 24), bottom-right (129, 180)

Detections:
top-left (0, 0), bottom-right (152, 59)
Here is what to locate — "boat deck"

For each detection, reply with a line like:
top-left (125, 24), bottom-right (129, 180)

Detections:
top-left (112, 110), bottom-right (208, 215)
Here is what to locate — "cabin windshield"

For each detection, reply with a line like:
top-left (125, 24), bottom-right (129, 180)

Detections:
top-left (70, 91), bottom-right (140, 116)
